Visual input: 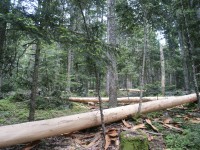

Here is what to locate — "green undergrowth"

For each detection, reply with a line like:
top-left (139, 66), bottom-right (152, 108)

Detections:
top-left (0, 96), bottom-right (89, 125)
top-left (142, 106), bottom-right (200, 150)
top-left (165, 123), bottom-right (200, 150)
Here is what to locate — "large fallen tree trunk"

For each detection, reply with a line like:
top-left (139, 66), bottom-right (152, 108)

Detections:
top-left (68, 96), bottom-right (176, 103)
top-left (119, 89), bottom-right (146, 92)
top-left (0, 93), bottom-right (197, 147)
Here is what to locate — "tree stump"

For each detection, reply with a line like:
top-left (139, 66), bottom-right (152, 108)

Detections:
top-left (120, 130), bottom-right (149, 150)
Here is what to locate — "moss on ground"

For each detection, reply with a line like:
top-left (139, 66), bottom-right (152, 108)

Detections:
top-left (120, 130), bottom-right (149, 150)
top-left (0, 98), bottom-right (89, 125)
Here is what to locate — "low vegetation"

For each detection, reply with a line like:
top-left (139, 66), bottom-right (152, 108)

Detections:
top-left (1, 95), bottom-right (200, 150)
top-left (0, 96), bottom-right (89, 125)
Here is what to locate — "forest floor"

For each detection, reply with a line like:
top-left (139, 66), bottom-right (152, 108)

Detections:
top-left (0, 97), bottom-right (200, 150)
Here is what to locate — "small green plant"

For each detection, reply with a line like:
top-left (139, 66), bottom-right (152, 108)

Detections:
top-left (165, 124), bottom-right (200, 150)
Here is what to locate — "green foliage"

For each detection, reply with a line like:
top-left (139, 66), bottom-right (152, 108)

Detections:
top-left (35, 95), bottom-right (71, 110)
top-left (165, 124), bottom-right (200, 150)
top-left (0, 97), bottom-right (89, 125)
top-left (0, 98), bottom-right (29, 124)
top-left (144, 82), bottom-right (161, 96)
top-left (9, 93), bottom-right (28, 102)
top-left (1, 83), bottom-right (14, 93)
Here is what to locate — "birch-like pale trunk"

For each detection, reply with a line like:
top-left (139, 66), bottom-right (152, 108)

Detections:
top-left (160, 45), bottom-right (165, 96)
top-left (138, 11), bottom-right (148, 113)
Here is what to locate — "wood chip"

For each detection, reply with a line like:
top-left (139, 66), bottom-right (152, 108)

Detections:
top-left (122, 119), bottom-right (132, 128)
top-left (105, 135), bottom-right (111, 150)
top-left (131, 124), bottom-right (146, 130)
top-left (145, 119), bottom-right (159, 132)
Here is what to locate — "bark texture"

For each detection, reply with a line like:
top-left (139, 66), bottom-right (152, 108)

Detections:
top-left (178, 30), bottom-right (189, 92)
top-left (67, 49), bottom-right (72, 92)
top-left (68, 96), bottom-right (176, 103)
top-left (0, 0), bottom-right (9, 98)
top-left (0, 93), bottom-right (197, 147)
top-left (181, 0), bottom-right (200, 107)
top-left (138, 11), bottom-right (148, 113)
top-left (107, 0), bottom-right (118, 107)
top-left (160, 45), bottom-right (165, 96)
top-left (29, 41), bottom-right (41, 121)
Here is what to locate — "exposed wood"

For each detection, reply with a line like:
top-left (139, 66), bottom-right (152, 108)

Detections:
top-left (68, 96), bottom-right (173, 103)
top-left (0, 93), bottom-right (197, 147)
top-left (119, 89), bottom-right (146, 92)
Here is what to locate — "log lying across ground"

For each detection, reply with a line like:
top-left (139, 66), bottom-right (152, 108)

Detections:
top-left (68, 96), bottom-right (176, 103)
top-left (0, 93), bottom-right (197, 147)
top-left (119, 88), bottom-right (146, 92)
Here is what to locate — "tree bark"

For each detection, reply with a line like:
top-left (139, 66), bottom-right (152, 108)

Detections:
top-left (138, 11), bottom-right (148, 113)
top-left (68, 96), bottom-right (174, 103)
top-left (0, 0), bottom-right (9, 98)
top-left (119, 89), bottom-right (145, 92)
top-left (160, 45), bottom-right (165, 96)
top-left (181, 0), bottom-right (200, 107)
top-left (29, 41), bottom-right (41, 121)
top-left (0, 70), bottom-right (2, 99)
top-left (107, 0), bottom-right (118, 107)
top-left (126, 75), bottom-right (132, 89)
top-left (0, 93), bottom-right (198, 147)
top-left (66, 49), bottom-right (72, 92)
top-left (178, 30), bottom-right (189, 92)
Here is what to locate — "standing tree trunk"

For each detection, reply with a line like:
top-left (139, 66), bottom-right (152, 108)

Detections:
top-left (67, 49), bottom-right (72, 92)
top-left (178, 30), bottom-right (189, 93)
top-left (160, 45), bottom-right (165, 96)
top-left (0, 0), bottom-right (9, 98)
top-left (127, 75), bottom-right (132, 89)
top-left (138, 11), bottom-right (148, 114)
top-left (29, 41), bottom-right (41, 121)
top-left (0, 70), bottom-right (2, 99)
top-left (107, 0), bottom-right (118, 107)
top-left (181, 0), bottom-right (200, 107)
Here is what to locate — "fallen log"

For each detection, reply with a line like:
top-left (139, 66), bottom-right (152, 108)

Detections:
top-left (119, 88), bottom-right (146, 92)
top-left (68, 96), bottom-right (176, 103)
top-left (0, 93), bottom-right (197, 147)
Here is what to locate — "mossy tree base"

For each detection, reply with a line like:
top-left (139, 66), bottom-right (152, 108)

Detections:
top-left (120, 130), bottom-right (149, 150)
